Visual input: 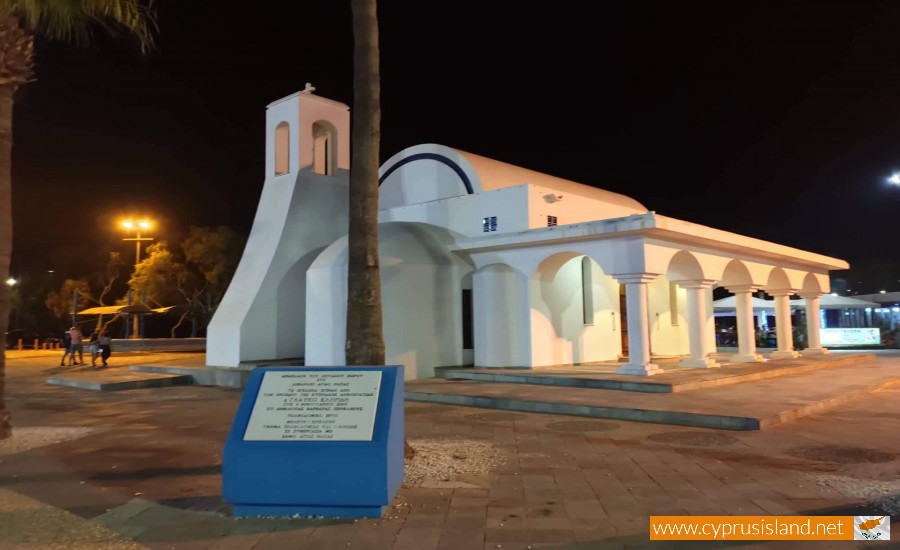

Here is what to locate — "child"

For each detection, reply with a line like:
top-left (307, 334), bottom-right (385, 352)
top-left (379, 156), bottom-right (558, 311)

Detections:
top-left (88, 331), bottom-right (100, 367)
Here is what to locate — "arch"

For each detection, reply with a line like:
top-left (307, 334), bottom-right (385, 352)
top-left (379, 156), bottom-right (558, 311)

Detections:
top-left (274, 121), bottom-right (290, 175)
top-left (531, 252), bottom-right (621, 366)
top-left (801, 272), bottom-right (824, 295)
top-left (765, 267), bottom-right (793, 292)
top-left (312, 120), bottom-right (337, 176)
top-left (665, 250), bottom-right (705, 282)
top-left (306, 221), bottom-right (473, 379)
top-left (719, 259), bottom-right (754, 289)
top-left (379, 152), bottom-right (474, 194)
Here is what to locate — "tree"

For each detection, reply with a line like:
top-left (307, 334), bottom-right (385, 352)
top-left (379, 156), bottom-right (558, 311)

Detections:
top-left (44, 278), bottom-right (91, 321)
top-left (346, 0), bottom-right (384, 366)
top-left (129, 240), bottom-right (216, 338)
top-left (90, 251), bottom-right (124, 333)
top-left (181, 225), bottom-right (244, 314)
top-left (0, 0), bottom-right (156, 440)
top-left (347, 0), bottom-right (413, 459)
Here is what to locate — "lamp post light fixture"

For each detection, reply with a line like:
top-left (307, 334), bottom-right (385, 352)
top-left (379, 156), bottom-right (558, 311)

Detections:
top-left (120, 219), bottom-right (154, 338)
top-left (889, 173), bottom-right (900, 186)
top-left (121, 219), bottom-right (154, 264)
top-left (5, 277), bottom-right (16, 286)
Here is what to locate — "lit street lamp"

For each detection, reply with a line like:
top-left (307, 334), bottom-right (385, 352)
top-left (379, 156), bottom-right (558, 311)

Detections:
top-left (121, 219), bottom-right (154, 264)
top-left (6, 277), bottom-right (18, 330)
top-left (120, 219), bottom-right (154, 338)
top-left (889, 173), bottom-right (900, 186)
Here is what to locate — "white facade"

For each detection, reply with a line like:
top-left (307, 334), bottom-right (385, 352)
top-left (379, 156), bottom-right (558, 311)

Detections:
top-left (208, 91), bottom-right (849, 378)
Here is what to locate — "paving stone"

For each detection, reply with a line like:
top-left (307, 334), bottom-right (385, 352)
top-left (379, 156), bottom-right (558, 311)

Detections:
top-left (3, 350), bottom-right (900, 550)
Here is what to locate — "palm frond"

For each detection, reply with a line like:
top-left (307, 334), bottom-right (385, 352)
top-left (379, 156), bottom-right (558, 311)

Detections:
top-left (1, 0), bottom-right (156, 53)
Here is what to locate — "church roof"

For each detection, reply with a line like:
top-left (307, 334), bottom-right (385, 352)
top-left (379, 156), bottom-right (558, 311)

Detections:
top-left (379, 143), bottom-right (647, 218)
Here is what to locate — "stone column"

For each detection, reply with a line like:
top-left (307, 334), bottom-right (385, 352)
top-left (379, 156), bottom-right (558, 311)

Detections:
top-left (678, 280), bottom-right (720, 368)
top-left (800, 292), bottom-right (829, 355)
top-left (769, 290), bottom-right (800, 359)
top-left (728, 285), bottom-right (764, 362)
top-left (615, 275), bottom-right (663, 376)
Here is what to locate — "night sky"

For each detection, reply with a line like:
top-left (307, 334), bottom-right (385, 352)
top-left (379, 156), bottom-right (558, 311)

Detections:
top-left (11, 0), bottom-right (900, 294)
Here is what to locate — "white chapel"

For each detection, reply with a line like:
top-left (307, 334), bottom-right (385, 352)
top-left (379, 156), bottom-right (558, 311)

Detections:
top-left (206, 89), bottom-right (848, 378)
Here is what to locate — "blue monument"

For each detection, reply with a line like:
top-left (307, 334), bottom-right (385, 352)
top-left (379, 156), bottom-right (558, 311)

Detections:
top-left (223, 365), bottom-right (404, 518)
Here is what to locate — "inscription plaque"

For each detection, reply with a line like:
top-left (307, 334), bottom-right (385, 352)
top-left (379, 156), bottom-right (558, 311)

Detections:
top-left (243, 371), bottom-right (382, 441)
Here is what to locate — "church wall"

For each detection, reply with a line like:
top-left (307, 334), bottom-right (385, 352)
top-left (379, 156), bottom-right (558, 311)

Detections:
top-left (208, 172), bottom-right (348, 367)
top-left (380, 185), bottom-right (530, 237)
top-left (305, 223), bottom-right (472, 380)
top-left (530, 257), bottom-right (621, 367)
top-left (527, 184), bottom-right (648, 229)
top-left (646, 276), bottom-right (690, 356)
top-left (473, 264), bottom-right (532, 368)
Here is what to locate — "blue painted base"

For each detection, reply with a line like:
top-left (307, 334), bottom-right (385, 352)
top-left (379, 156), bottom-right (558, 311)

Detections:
top-left (233, 503), bottom-right (387, 519)
top-left (223, 366), bottom-right (405, 519)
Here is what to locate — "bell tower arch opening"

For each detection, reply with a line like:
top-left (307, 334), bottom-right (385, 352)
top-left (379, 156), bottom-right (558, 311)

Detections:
top-left (312, 120), bottom-right (337, 176)
top-left (274, 122), bottom-right (290, 175)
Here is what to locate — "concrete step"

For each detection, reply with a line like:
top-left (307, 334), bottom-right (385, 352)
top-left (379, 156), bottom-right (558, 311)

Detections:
top-left (435, 353), bottom-right (875, 393)
top-left (46, 371), bottom-right (193, 392)
top-left (129, 365), bottom-right (251, 388)
top-left (408, 358), bottom-right (900, 430)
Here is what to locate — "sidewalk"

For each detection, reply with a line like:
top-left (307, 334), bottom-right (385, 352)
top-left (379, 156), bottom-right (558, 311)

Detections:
top-left (1, 351), bottom-right (898, 549)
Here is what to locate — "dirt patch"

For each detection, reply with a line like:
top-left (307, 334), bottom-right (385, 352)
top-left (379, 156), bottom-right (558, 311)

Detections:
top-left (0, 427), bottom-right (94, 457)
top-left (403, 439), bottom-right (504, 488)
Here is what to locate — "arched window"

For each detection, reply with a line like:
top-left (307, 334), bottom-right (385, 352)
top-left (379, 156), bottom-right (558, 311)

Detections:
top-left (274, 122), bottom-right (290, 175)
top-left (669, 281), bottom-right (679, 325)
top-left (582, 257), bottom-right (594, 325)
top-left (312, 120), bottom-right (336, 176)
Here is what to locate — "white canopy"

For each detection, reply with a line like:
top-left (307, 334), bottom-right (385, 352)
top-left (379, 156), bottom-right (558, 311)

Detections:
top-left (712, 296), bottom-right (774, 311)
top-left (791, 295), bottom-right (880, 310)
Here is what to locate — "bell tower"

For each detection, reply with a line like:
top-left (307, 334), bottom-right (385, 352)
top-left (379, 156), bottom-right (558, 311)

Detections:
top-left (208, 87), bottom-right (351, 369)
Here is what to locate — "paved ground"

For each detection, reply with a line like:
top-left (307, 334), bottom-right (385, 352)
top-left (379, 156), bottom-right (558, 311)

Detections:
top-left (0, 350), bottom-right (898, 549)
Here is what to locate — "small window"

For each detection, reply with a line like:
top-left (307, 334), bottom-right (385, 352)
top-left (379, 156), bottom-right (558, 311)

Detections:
top-left (482, 216), bottom-right (497, 232)
top-left (669, 281), bottom-right (679, 326)
top-left (547, 215), bottom-right (558, 227)
top-left (581, 257), bottom-right (593, 325)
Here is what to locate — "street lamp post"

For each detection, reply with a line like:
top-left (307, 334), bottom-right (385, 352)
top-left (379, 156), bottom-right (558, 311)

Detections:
top-left (121, 219), bottom-right (154, 339)
top-left (5, 277), bottom-right (17, 331)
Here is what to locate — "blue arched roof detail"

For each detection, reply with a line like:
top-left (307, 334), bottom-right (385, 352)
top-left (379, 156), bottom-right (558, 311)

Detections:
top-left (378, 153), bottom-right (474, 195)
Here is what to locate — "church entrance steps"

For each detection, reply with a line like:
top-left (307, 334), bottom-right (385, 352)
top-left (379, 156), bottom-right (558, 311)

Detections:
top-left (435, 353), bottom-right (875, 393)
top-left (45, 370), bottom-right (193, 392)
top-left (409, 357), bottom-right (898, 430)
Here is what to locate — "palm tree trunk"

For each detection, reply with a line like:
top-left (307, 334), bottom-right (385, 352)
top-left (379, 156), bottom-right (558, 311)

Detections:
top-left (0, 83), bottom-right (14, 440)
top-left (346, 0), bottom-right (384, 366)
top-left (348, 1), bottom-right (413, 460)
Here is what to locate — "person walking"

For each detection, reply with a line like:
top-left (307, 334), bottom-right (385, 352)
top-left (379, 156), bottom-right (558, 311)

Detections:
top-left (98, 332), bottom-right (112, 367)
top-left (59, 330), bottom-right (73, 367)
top-left (67, 326), bottom-right (84, 366)
top-left (88, 331), bottom-right (100, 367)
